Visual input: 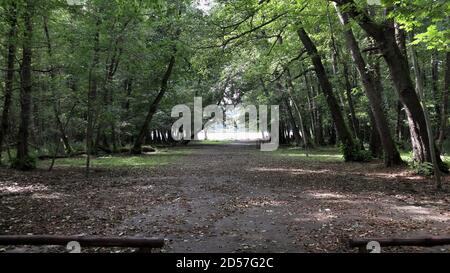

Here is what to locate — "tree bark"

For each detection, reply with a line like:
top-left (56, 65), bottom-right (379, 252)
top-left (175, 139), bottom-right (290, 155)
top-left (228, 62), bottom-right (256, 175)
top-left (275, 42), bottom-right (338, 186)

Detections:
top-left (334, 6), bottom-right (403, 166)
top-left (0, 2), bottom-right (17, 165)
top-left (15, 1), bottom-right (34, 170)
top-left (297, 27), bottom-right (360, 160)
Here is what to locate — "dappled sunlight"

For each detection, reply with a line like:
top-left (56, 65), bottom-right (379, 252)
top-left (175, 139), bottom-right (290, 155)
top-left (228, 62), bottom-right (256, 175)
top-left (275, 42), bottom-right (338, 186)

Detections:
top-left (249, 167), bottom-right (330, 175)
top-left (0, 183), bottom-right (48, 195)
top-left (31, 192), bottom-right (67, 200)
top-left (38, 152), bottom-right (187, 169)
top-left (234, 197), bottom-right (288, 209)
top-left (311, 211), bottom-right (338, 222)
top-left (308, 192), bottom-right (348, 199)
top-left (247, 199), bottom-right (287, 208)
top-left (357, 170), bottom-right (425, 181)
top-left (391, 205), bottom-right (450, 222)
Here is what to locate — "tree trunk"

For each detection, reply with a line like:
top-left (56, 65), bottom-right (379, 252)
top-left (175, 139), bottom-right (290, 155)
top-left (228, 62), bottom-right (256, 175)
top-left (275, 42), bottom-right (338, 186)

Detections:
top-left (86, 20), bottom-right (101, 175)
top-left (343, 63), bottom-right (360, 139)
top-left (286, 70), bottom-right (310, 152)
top-left (282, 96), bottom-right (302, 147)
top-left (0, 2), bottom-right (17, 165)
top-left (332, 0), bottom-right (447, 172)
top-left (308, 73), bottom-right (325, 146)
top-left (437, 52), bottom-right (450, 151)
top-left (369, 110), bottom-right (383, 158)
top-left (409, 32), bottom-right (442, 189)
top-left (43, 17), bottom-right (73, 155)
top-left (334, 6), bottom-right (403, 166)
top-left (431, 53), bottom-right (441, 126)
top-left (297, 27), bottom-right (360, 161)
top-left (14, 1), bottom-right (34, 170)
top-left (131, 55), bottom-right (176, 154)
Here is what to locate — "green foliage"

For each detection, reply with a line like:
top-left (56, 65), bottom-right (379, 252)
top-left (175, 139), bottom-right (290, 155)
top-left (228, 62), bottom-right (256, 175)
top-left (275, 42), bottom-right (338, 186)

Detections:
top-left (271, 147), bottom-right (344, 163)
top-left (340, 142), bottom-right (372, 162)
top-left (10, 155), bottom-right (37, 171)
top-left (385, 0), bottom-right (449, 51)
top-left (410, 161), bottom-right (434, 176)
top-left (38, 149), bottom-right (188, 169)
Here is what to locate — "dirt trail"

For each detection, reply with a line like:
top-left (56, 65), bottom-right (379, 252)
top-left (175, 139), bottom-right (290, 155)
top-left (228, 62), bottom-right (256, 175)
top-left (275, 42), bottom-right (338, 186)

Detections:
top-left (1, 142), bottom-right (449, 252)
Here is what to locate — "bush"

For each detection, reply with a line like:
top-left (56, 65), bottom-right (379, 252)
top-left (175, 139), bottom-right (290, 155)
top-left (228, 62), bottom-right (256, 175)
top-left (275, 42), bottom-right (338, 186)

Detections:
top-left (10, 155), bottom-right (37, 171)
top-left (341, 142), bottom-right (372, 162)
top-left (410, 161), bottom-right (434, 176)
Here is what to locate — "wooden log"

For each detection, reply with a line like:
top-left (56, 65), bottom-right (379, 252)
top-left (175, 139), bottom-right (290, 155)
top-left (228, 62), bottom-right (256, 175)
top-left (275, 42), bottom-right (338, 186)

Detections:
top-left (0, 235), bottom-right (165, 249)
top-left (349, 237), bottom-right (450, 248)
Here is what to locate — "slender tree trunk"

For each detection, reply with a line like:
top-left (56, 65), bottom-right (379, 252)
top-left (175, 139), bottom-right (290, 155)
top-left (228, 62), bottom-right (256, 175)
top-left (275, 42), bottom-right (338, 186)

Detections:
top-left (334, 6), bottom-right (403, 166)
top-left (86, 20), bottom-right (101, 175)
top-left (282, 96), bottom-right (302, 147)
top-left (131, 55), bottom-right (176, 154)
top-left (396, 102), bottom-right (405, 144)
top-left (431, 53), bottom-right (441, 125)
top-left (15, 1), bottom-right (34, 170)
top-left (307, 73), bottom-right (325, 145)
top-left (343, 63), bottom-right (360, 139)
top-left (409, 32), bottom-right (442, 189)
top-left (0, 2), bottom-right (17, 165)
top-left (286, 70), bottom-right (310, 153)
top-left (43, 17), bottom-right (73, 155)
top-left (297, 27), bottom-right (360, 161)
top-left (437, 52), bottom-right (450, 151)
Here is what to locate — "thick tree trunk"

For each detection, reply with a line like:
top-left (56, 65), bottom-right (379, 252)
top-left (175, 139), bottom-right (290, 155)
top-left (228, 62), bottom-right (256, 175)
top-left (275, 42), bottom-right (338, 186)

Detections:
top-left (15, 2), bottom-right (34, 170)
top-left (334, 6), bottom-right (403, 166)
top-left (297, 27), bottom-right (360, 161)
top-left (332, 0), bottom-right (447, 172)
top-left (437, 52), bottom-right (450, 151)
top-left (0, 2), bottom-right (17, 164)
top-left (131, 55), bottom-right (176, 154)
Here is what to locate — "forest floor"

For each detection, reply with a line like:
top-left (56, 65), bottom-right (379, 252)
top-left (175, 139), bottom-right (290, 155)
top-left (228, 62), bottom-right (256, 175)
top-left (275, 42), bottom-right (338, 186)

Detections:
top-left (0, 142), bottom-right (449, 253)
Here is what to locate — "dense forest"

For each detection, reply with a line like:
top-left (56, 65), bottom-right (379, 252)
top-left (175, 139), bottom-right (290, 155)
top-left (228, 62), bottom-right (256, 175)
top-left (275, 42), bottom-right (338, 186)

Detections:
top-left (0, 0), bottom-right (449, 254)
top-left (1, 0), bottom-right (448, 174)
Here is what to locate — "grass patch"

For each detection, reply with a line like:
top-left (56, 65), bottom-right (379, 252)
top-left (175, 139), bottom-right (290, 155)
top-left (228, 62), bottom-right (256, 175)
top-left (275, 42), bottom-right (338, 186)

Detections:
top-left (400, 151), bottom-right (450, 162)
top-left (37, 149), bottom-right (189, 169)
top-left (269, 147), bottom-right (344, 163)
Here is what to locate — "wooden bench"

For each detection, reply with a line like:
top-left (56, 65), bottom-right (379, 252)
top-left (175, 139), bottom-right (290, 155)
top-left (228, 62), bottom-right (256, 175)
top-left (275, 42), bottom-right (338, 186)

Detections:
top-left (349, 237), bottom-right (450, 253)
top-left (0, 235), bottom-right (165, 253)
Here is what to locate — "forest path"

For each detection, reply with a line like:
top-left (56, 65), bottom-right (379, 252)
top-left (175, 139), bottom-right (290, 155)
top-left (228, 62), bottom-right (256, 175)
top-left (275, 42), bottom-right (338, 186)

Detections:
top-left (119, 142), bottom-right (450, 253)
top-left (1, 142), bottom-right (449, 252)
